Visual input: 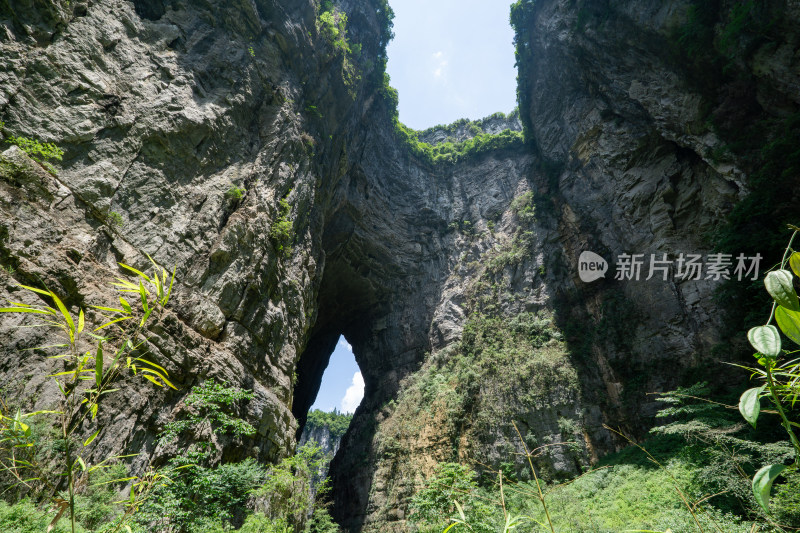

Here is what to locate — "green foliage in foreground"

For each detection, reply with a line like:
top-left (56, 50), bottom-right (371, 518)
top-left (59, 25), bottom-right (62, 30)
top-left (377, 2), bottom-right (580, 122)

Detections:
top-left (410, 436), bottom-right (793, 532)
top-left (306, 408), bottom-right (353, 440)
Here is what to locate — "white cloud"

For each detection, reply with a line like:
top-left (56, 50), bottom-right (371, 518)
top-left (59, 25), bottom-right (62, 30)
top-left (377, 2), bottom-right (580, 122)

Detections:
top-left (337, 337), bottom-right (352, 353)
top-left (431, 51), bottom-right (447, 79)
top-left (341, 371), bottom-right (364, 413)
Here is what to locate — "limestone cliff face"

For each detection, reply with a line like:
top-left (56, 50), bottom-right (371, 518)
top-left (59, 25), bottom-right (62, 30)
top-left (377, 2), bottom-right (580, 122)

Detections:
top-left (1, 0), bottom-right (798, 532)
top-left (0, 0), bottom-right (388, 472)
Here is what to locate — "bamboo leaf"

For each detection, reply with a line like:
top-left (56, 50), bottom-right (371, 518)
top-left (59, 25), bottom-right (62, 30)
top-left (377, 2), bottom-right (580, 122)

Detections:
top-left (48, 290), bottom-right (75, 341)
top-left (139, 281), bottom-right (149, 314)
top-left (95, 341), bottom-right (103, 388)
top-left (140, 368), bottom-right (177, 389)
top-left (94, 316), bottom-right (133, 331)
top-left (119, 296), bottom-right (132, 314)
top-left (0, 307), bottom-right (50, 314)
top-left (112, 278), bottom-right (138, 289)
top-left (91, 403), bottom-right (98, 419)
top-left (91, 305), bottom-right (126, 314)
top-left (142, 374), bottom-right (164, 387)
top-left (84, 428), bottom-right (100, 446)
top-left (17, 283), bottom-right (51, 296)
top-left (135, 358), bottom-right (168, 374)
top-left (75, 456), bottom-right (87, 472)
top-left (139, 306), bottom-right (153, 327)
top-left (77, 308), bottom-right (85, 334)
top-left (118, 262), bottom-right (151, 282)
top-left (22, 410), bottom-right (61, 417)
top-left (164, 266), bottom-right (176, 305)
top-left (753, 463), bottom-right (787, 513)
top-left (48, 370), bottom-right (93, 377)
top-left (765, 270), bottom-right (800, 312)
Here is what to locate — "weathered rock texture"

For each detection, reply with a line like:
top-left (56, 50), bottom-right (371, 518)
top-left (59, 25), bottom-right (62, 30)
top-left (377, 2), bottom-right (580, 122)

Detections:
top-left (1, 0), bottom-right (799, 531)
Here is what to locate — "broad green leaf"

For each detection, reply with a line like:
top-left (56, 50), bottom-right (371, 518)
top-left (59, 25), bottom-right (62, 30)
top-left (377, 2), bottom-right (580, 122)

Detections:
top-left (790, 252), bottom-right (800, 278)
top-left (84, 428), bottom-right (100, 446)
top-left (753, 463), bottom-right (787, 513)
top-left (95, 342), bottom-right (103, 388)
top-left (119, 296), bottom-right (132, 314)
top-left (739, 385), bottom-right (765, 428)
top-left (75, 456), bottom-right (87, 472)
top-left (119, 262), bottom-right (151, 282)
top-left (747, 325), bottom-right (781, 358)
top-left (91, 403), bottom-right (98, 419)
top-left (765, 270), bottom-right (800, 312)
top-left (775, 306), bottom-right (800, 346)
top-left (77, 309), bottom-right (84, 334)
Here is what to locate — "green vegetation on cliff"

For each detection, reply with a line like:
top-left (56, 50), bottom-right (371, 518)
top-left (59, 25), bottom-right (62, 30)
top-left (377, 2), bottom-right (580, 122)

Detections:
top-left (379, 78), bottom-right (524, 165)
top-left (306, 409), bottom-right (353, 440)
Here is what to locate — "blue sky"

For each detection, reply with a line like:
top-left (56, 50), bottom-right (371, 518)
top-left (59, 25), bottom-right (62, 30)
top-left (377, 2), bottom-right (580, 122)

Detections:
top-left (385, 0), bottom-right (518, 130)
top-left (310, 336), bottom-right (363, 413)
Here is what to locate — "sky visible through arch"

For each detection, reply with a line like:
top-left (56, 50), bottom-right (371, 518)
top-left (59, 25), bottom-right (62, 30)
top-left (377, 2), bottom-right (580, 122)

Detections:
top-left (385, 0), bottom-right (518, 130)
top-left (310, 336), bottom-right (363, 413)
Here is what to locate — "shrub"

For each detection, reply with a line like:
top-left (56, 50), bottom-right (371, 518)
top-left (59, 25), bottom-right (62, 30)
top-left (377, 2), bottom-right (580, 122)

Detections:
top-left (159, 379), bottom-right (256, 443)
top-left (269, 196), bottom-right (293, 258)
top-left (409, 462), bottom-right (493, 531)
top-left (138, 457), bottom-right (267, 532)
top-left (224, 185), bottom-right (245, 201)
top-left (106, 210), bottom-right (123, 228)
